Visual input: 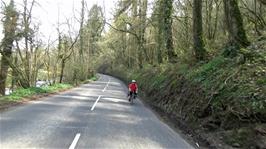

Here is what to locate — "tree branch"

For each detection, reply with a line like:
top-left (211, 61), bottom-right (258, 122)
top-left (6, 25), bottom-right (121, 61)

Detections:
top-left (63, 31), bottom-right (80, 61)
top-left (104, 20), bottom-right (140, 40)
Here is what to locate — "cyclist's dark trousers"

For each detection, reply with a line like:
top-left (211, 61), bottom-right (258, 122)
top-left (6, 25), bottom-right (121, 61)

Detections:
top-left (129, 91), bottom-right (137, 99)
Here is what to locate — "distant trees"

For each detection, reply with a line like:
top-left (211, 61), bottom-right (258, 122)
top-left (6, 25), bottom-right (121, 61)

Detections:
top-left (58, 3), bottom-right (104, 83)
top-left (0, 0), bottom-right (105, 96)
top-left (0, 0), bottom-right (265, 95)
top-left (86, 5), bottom-right (104, 56)
top-left (105, 0), bottom-right (150, 68)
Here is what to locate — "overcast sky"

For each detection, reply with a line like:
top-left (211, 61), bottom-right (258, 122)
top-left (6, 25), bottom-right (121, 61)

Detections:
top-left (0, 0), bottom-right (118, 41)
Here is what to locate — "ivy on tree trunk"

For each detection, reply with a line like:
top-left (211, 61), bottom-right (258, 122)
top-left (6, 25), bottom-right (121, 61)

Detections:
top-left (223, 0), bottom-right (250, 57)
top-left (193, 0), bottom-right (206, 61)
top-left (0, 0), bottom-right (18, 95)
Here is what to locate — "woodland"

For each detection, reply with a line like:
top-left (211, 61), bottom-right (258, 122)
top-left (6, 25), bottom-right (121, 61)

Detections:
top-left (0, 0), bottom-right (266, 148)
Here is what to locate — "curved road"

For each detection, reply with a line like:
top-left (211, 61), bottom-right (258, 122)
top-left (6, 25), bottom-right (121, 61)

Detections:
top-left (0, 74), bottom-right (193, 149)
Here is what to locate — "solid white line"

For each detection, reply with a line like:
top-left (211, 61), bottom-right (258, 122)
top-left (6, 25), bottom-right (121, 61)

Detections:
top-left (69, 133), bottom-right (81, 149)
top-left (91, 95), bottom-right (102, 111)
top-left (102, 79), bottom-right (110, 92)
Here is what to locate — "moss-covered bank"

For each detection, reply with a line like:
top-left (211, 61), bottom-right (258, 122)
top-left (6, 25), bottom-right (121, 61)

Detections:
top-left (101, 40), bottom-right (266, 148)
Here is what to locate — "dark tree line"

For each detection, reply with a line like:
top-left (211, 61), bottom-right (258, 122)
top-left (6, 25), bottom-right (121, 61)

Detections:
top-left (101, 0), bottom-right (259, 68)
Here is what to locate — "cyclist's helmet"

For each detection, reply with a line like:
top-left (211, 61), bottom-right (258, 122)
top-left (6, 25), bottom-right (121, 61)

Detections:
top-left (132, 80), bottom-right (136, 83)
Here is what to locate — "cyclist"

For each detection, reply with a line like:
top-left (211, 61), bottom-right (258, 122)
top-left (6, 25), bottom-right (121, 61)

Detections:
top-left (128, 80), bottom-right (138, 102)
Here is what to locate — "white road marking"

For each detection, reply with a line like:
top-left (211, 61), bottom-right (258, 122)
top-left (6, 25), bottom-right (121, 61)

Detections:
top-left (91, 95), bottom-right (102, 111)
top-left (69, 133), bottom-right (81, 149)
top-left (102, 79), bottom-right (110, 92)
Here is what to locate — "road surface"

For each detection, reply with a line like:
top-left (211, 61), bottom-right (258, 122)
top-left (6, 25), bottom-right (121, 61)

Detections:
top-left (0, 74), bottom-right (194, 149)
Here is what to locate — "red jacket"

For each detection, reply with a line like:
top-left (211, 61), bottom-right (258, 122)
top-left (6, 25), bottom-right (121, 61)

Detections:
top-left (128, 83), bottom-right (138, 92)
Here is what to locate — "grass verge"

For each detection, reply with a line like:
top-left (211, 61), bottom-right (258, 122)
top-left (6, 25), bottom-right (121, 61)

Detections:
top-left (0, 83), bottom-right (73, 111)
top-left (0, 75), bottom-right (99, 111)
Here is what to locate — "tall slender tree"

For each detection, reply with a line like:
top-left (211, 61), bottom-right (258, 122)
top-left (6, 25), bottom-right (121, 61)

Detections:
top-left (163, 0), bottom-right (176, 63)
top-left (86, 5), bottom-right (104, 55)
top-left (78, 0), bottom-right (86, 81)
top-left (0, 0), bottom-right (18, 95)
top-left (152, 0), bottom-right (163, 64)
top-left (193, 0), bottom-right (206, 61)
top-left (79, 0), bottom-right (85, 58)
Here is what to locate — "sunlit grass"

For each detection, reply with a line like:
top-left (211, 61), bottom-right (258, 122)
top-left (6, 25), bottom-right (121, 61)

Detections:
top-left (6, 83), bottom-right (73, 101)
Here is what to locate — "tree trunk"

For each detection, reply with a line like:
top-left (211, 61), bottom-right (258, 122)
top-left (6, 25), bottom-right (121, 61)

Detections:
top-left (23, 0), bottom-right (31, 87)
top-left (193, 0), bottom-right (206, 61)
top-left (254, 0), bottom-right (262, 36)
top-left (56, 28), bottom-right (62, 84)
top-left (157, 27), bottom-right (163, 64)
top-left (138, 43), bottom-right (143, 69)
top-left (184, 2), bottom-right (190, 49)
top-left (0, 0), bottom-right (18, 95)
top-left (79, 0), bottom-right (86, 81)
top-left (139, 0), bottom-right (149, 63)
top-left (0, 49), bottom-right (12, 95)
top-left (223, 0), bottom-right (250, 57)
top-left (59, 60), bottom-right (66, 83)
top-left (79, 0), bottom-right (85, 57)
top-left (212, 1), bottom-right (221, 39)
top-left (205, 0), bottom-right (214, 40)
top-left (164, 0), bottom-right (176, 63)
top-left (11, 54), bottom-right (18, 91)
top-left (131, 0), bottom-right (140, 68)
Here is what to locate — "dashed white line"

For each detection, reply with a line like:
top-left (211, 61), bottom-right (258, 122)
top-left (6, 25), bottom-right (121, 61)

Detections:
top-left (69, 133), bottom-right (81, 149)
top-left (102, 79), bottom-right (110, 92)
top-left (91, 95), bottom-right (102, 111)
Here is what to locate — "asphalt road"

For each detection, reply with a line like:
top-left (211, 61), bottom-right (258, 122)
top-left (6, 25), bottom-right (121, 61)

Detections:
top-left (0, 74), bottom-right (194, 149)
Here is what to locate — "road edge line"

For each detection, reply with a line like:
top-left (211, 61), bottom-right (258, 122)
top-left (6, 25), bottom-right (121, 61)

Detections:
top-left (69, 133), bottom-right (81, 149)
top-left (102, 79), bottom-right (110, 92)
top-left (91, 95), bottom-right (102, 111)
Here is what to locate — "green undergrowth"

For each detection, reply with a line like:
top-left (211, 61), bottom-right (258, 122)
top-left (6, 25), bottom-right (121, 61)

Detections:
top-left (104, 40), bottom-right (266, 148)
top-left (90, 76), bottom-right (98, 81)
top-left (80, 75), bottom-right (99, 84)
top-left (0, 75), bottom-right (99, 110)
top-left (0, 75), bottom-right (98, 104)
top-left (86, 75), bottom-right (98, 82)
top-left (6, 83), bottom-right (73, 101)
